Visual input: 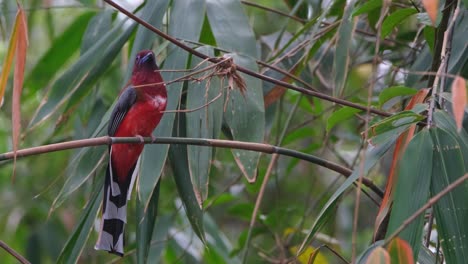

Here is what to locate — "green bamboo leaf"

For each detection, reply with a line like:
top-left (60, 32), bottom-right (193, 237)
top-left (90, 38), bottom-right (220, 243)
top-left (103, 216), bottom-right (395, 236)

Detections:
top-left (448, 16), bottom-right (468, 75)
top-left (29, 19), bottom-right (136, 127)
top-left (186, 46), bottom-right (223, 205)
top-left (222, 53), bottom-right (265, 181)
top-left (369, 111), bottom-right (424, 137)
top-left (298, 139), bottom-right (394, 254)
top-left (206, 1), bottom-right (264, 180)
top-left (136, 181), bottom-right (160, 264)
top-left (169, 113), bottom-right (205, 242)
top-left (352, 0), bottom-right (382, 17)
top-left (381, 8), bottom-right (418, 38)
top-left (326, 106), bottom-right (362, 132)
top-left (206, 0), bottom-right (256, 57)
top-left (386, 129), bottom-right (433, 260)
top-left (24, 11), bottom-right (97, 96)
top-left (379, 86), bottom-right (418, 108)
top-left (334, 0), bottom-right (357, 96)
top-left (430, 128), bottom-right (468, 264)
top-left (80, 10), bottom-right (112, 53)
top-left (137, 0), bottom-right (205, 209)
top-left (56, 179), bottom-right (103, 263)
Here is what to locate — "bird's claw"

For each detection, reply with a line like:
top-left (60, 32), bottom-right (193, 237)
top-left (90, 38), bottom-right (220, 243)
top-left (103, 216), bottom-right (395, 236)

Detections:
top-left (135, 135), bottom-right (145, 143)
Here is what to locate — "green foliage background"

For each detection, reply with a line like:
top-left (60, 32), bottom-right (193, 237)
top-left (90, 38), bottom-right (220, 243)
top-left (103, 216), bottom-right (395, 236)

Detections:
top-left (0, 0), bottom-right (467, 263)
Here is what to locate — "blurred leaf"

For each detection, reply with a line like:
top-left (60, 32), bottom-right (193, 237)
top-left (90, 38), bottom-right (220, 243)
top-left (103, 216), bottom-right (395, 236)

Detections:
top-left (430, 127), bottom-right (468, 264)
top-left (290, 245), bottom-right (328, 264)
top-left (386, 129), bottom-right (432, 260)
top-left (222, 54), bottom-right (265, 182)
top-left (433, 110), bottom-right (468, 150)
top-left (378, 86), bottom-right (417, 108)
top-left (387, 238), bottom-right (414, 264)
top-left (80, 11), bottom-right (112, 53)
top-left (147, 215), bottom-right (172, 261)
top-left (51, 148), bottom-right (106, 211)
top-left (448, 15), bottom-right (468, 75)
top-left (352, 0), bottom-right (381, 17)
top-left (138, 0), bottom-right (205, 210)
top-left (204, 214), bottom-right (240, 264)
top-left (25, 12), bottom-right (96, 96)
top-left (334, 0), bottom-right (357, 96)
top-left (356, 241), bottom-right (384, 263)
top-left (326, 106), bottom-right (362, 132)
top-left (451, 76), bottom-right (467, 131)
top-left (228, 203), bottom-right (254, 222)
top-left (56, 179), bottom-right (103, 263)
top-left (421, 0), bottom-right (439, 25)
top-left (0, 7), bottom-right (21, 108)
top-left (169, 112), bottom-right (205, 243)
top-left (12, 5), bottom-right (28, 179)
top-left (417, 246), bottom-right (437, 264)
top-left (368, 111), bottom-right (424, 138)
top-left (381, 8), bottom-right (418, 38)
top-left (206, 0), bottom-right (256, 57)
top-left (186, 46), bottom-right (222, 205)
top-left (125, 0), bottom-right (170, 82)
top-left (364, 247), bottom-right (390, 264)
top-left (298, 139), bottom-right (394, 253)
top-left (29, 20), bottom-right (136, 128)
top-left (137, 181), bottom-right (160, 264)
top-left (423, 26), bottom-right (435, 52)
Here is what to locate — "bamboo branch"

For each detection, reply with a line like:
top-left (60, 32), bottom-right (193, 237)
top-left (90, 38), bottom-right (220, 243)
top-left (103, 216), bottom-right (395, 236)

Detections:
top-left (0, 136), bottom-right (383, 198)
top-left (0, 240), bottom-right (30, 264)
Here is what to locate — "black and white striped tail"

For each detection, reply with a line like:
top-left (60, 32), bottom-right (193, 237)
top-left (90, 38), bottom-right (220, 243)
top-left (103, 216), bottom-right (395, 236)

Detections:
top-left (95, 148), bottom-right (139, 256)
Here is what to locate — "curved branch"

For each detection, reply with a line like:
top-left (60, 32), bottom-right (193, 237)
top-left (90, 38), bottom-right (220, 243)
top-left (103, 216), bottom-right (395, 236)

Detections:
top-left (0, 136), bottom-right (383, 198)
top-left (0, 240), bottom-right (30, 264)
top-left (103, 0), bottom-right (392, 118)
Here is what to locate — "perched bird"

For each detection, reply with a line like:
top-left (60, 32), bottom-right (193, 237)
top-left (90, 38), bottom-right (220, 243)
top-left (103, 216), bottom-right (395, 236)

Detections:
top-left (95, 50), bottom-right (167, 256)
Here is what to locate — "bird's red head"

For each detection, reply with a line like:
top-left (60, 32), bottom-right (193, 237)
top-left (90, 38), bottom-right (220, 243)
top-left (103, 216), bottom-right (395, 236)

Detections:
top-left (133, 50), bottom-right (158, 73)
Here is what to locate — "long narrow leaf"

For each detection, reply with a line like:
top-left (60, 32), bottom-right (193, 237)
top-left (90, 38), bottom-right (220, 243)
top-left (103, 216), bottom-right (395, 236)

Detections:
top-left (430, 127), bottom-right (468, 264)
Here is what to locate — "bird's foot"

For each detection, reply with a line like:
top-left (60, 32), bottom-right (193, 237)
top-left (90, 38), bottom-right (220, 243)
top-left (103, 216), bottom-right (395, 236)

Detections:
top-left (150, 135), bottom-right (157, 143)
top-left (135, 135), bottom-right (145, 144)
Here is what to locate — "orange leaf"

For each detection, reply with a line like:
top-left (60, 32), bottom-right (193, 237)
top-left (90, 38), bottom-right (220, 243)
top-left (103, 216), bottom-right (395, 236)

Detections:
top-left (12, 4), bottom-right (29, 181)
top-left (365, 247), bottom-right (391, 264)
top-left (0, 8), bottom-right (21, 107)
top-left (374, 89), bottom-right (429, 239)
top-left (451, 76), bottom-right (467, 132)
top-left (387, 238), bottom-right (414, 264)
top-left (422, 0), bottom-right (439, 25)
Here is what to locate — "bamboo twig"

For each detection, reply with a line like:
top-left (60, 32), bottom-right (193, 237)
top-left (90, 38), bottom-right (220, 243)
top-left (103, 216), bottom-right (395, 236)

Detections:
top-left (0, 136), bottom-right (383, 198)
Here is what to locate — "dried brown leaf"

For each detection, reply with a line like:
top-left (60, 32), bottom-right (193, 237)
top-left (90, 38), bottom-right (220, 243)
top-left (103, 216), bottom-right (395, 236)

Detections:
top-left (452, 76), bottom-right (467, 132)
top-left (12, 5), bottom-right (29, 181)
top-left (422, 0), bottom-right (439, 25)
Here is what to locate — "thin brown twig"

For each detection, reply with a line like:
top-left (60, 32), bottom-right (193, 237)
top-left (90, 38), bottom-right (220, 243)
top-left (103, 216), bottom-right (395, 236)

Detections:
top-left (242, 154), bottom-right (279, 263)
top-left (385, 173), bottom-right (468, 245)
top-left (0, 240), bottom-right (30, 264)
top-left (103, 0), bottom-right (393, 118)
top-left (352, 0), bottom-right (389, 261)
